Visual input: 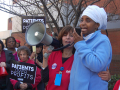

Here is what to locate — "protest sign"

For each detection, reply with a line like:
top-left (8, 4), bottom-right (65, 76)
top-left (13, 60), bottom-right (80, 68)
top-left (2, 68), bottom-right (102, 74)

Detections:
top-left (22, 16), bottom-right (46, 33)
top-left (10, 60), bottom-right (36, 84)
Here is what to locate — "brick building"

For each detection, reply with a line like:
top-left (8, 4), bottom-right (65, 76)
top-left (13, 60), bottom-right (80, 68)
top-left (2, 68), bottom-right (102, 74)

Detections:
top-left (102, 29), bottom-right (120, 75)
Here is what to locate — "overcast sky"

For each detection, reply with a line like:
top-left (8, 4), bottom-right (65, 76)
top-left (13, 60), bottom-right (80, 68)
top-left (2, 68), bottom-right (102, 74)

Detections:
top-left (0, 0), bottom-right (9, 32)
top-left (0, 11), bottom-right (9, 31)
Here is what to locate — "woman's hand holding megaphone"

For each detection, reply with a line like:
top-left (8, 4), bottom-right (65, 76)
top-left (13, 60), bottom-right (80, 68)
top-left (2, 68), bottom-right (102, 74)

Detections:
top-left (43, 45), bottom-right (54, 59)
top-left (42, 45), bottom-right (54, 69)
top-left (0, 62), bottom-right (6, 67)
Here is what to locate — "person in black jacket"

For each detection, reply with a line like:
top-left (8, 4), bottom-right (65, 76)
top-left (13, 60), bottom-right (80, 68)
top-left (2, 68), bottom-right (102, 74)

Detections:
top-left (0, 40), bottom-right (15, 90)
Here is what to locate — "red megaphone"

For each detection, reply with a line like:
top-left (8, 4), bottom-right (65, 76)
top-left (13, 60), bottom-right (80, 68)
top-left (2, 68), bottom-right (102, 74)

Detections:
top-left (0, 67), bottom-right (8, 77)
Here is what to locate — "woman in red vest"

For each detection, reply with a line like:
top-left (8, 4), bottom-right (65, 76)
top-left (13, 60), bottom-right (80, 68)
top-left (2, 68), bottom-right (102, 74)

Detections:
top-left (41, 25), bottom-right (75, 90)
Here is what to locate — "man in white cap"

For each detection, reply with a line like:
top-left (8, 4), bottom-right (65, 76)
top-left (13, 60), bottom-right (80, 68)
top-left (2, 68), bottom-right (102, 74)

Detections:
top-left (69, 5), bottom-right (112, 90)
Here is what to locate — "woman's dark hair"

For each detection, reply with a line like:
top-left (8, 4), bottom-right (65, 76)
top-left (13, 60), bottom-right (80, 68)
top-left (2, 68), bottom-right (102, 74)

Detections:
top-left (0, 40), bottom-right (4, 49)
top-left (58, 25), bottom-right (75, 54)
top-left (36, 43), bottom-right (43, 48)
top-left (36, 43), bottom-right (43, 63)
top-left (5, 36), bottom-right (16, 48)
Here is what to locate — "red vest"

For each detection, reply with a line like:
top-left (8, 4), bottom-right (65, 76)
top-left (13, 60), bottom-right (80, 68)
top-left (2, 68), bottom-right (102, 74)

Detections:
top-left (47, 51), bottom-right (74, 90)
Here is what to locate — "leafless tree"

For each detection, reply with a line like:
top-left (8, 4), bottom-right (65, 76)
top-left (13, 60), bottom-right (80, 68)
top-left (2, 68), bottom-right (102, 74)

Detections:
top-left (0, 0), bottom-right (120, 33)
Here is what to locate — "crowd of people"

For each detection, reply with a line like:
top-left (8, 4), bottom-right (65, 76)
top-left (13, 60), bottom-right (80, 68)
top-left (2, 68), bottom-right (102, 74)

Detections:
top-left (0, 37), bottom-right (45, 90)
top-left (0, 5), bottom-right (115, 90)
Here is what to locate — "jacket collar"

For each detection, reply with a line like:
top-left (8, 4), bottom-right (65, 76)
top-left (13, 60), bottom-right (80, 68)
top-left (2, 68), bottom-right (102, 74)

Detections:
top-left (83, 30), bottom-right (101, 41)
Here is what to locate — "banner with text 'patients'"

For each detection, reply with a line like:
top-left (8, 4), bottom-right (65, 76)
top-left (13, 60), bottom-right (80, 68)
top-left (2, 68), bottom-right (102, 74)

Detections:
top-left (22, 16), bottom-right (46, 33)
top-left (10, 60), bottom-right (36, 84)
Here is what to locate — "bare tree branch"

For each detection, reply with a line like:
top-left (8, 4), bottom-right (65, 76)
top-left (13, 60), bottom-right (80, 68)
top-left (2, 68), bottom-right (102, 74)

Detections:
top-left (49, 0), bottom-right (65, 26)
top-left (90, 0), bottom-right (100, 5)
top-left (73, 0), bottom-right (83, 27)
top-left (0, 0), bottom-right (119, 33)
top-left (40, 0), bottom-right (60, 32)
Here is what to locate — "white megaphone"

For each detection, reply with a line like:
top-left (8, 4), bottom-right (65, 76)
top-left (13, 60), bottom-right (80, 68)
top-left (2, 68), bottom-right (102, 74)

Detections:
top-left (26, 21), bottom-right (51, 46)
top-left (25, 21), bottom-right (72, 55)
top-left (25, 21), bottom-right (63, 58)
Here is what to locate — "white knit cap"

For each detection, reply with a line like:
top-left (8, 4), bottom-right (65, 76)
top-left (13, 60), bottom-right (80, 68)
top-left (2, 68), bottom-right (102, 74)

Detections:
top-left (81, 5), bottom-right (107, 30)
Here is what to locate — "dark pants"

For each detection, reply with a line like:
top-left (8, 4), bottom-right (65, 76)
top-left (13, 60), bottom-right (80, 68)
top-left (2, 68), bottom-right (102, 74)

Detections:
top-left (37, 81), bottom-right (45, 90)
